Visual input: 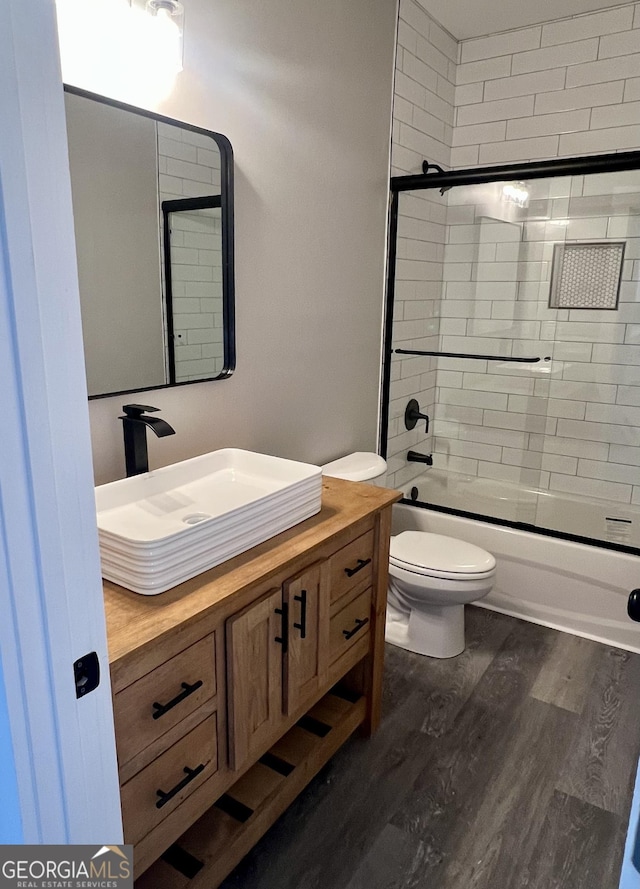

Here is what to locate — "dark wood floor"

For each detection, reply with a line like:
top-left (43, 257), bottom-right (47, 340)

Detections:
top-left (221, 607), bottom-right (640, 889)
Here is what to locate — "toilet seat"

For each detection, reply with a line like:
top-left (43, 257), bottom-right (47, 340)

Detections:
top-left (389, 531), bottom-right (496, 582)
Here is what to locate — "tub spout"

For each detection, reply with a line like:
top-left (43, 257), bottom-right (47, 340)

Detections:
top-left (407, 451), bottom-right (433, 466)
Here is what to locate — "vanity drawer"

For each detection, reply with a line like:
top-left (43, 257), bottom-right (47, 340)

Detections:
top-left (329, 588), bottom-right (372, 665)
top-left (121, 713), bottom-right (218, 846)
top-left (114, 634), bottom-right (216, 768)
top-left (328, 530), bottom-right (375, 604)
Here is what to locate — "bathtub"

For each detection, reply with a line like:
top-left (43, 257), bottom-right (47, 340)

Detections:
top-left (392, 487), bottom-right (640, 654)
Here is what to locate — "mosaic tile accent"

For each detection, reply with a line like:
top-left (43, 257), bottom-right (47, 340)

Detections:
top-left (549, 241), bottom-right (625, 310)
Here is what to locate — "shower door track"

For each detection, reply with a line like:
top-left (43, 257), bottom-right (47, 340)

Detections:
top-left (390, 149), bottom-right (640, 193)
top-left (401, 497), bottom-right (640, 559)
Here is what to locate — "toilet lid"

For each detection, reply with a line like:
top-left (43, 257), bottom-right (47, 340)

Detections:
top-left (321, 452), bottom-right (387, 482)
top-left (389, 532), bottom-right (496, 576)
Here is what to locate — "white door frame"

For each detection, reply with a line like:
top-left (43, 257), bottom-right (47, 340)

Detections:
top-left (0, 0), bottom-right (122, 842)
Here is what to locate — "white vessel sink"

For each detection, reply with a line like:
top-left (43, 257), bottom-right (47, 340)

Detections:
top-left (96, 448), bottom-right (322, 594)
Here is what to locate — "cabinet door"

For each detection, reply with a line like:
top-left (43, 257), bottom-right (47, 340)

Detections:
top-left (226, 588), bottom-right (284, 771)
top-left (283, 562), bottom-right (327, 716)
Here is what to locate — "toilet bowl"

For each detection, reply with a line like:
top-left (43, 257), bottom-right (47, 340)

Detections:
top-left (387, 531), bottom-right (495, 658)
top-left (321, 452), bottom-right (496, 659)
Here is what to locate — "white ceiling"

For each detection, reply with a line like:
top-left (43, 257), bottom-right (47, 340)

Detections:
top-left (417, 0), bottom-right (632, 40)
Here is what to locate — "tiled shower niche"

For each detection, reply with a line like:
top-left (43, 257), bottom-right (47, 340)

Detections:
top-left (549, 241), bottom-right (625, 310)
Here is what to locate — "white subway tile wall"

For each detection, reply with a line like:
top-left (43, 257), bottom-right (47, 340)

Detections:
top-left (389, 1), bottom-right (640, 510)
top-left (157, 124), bottom-right (224, 383)
top-left (443, 5), bottom-right (640, 507)
top-left (453, 3), bottom-right (640, 165)
top-left (388, 0), bottom-right (455, 489)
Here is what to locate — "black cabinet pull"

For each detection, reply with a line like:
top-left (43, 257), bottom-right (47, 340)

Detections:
top-left (155, 764), bottom-right (205, 809)
top-left (152, 680), bottom-right (204, 720)
top-left (275, 601), bottom-right (289, 654)
top-left (344, 558), bottom-right (371, 578)
top-left (342, 617), bottom-right (369, 640)
top-left (293, 589), bottom-right (307, 639)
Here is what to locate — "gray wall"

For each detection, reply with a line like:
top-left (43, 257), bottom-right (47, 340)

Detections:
top-left (87, 0), bottom-right (398, 484)
top-left (66, 94), bottom-right (165, 396)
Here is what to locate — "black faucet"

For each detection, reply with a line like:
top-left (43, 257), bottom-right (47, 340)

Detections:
top-left (119, 404), bottom-right (175, 477)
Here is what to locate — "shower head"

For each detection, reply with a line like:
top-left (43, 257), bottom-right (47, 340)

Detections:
top-left (421, 160), bottom-right (452, 195)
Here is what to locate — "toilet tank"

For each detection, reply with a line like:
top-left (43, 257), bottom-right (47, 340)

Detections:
top-left (321, 452), bottom-right (388, 486)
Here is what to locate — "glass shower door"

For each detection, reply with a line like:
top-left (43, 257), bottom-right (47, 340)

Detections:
top-left (387, 182), bottom-right (553, 525)
top-left (386, 161), bottom-right (640, 552)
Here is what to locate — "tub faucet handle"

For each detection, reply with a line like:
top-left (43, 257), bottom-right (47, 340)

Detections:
top-left (405, 399), bottom-right (429, 433)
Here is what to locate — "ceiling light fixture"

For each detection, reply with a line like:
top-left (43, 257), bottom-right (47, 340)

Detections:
top-left (144, 0), bottom-right (184, 74)
top-left (55, 0), bottom-right (185, 106)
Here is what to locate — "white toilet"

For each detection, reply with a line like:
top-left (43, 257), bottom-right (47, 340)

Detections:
top-left (321, 452), bottom-right (496, 659)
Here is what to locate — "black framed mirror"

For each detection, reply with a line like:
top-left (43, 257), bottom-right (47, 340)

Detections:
top-left (63, 85), bottom-right (235, 399)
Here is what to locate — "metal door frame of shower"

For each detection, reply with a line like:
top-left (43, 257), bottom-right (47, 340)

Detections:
top-left (380, 148), bottom-right (640, 558)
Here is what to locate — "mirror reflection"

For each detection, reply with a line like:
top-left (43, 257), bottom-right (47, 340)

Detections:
top-left (64, 86), bottom-right (235, 398)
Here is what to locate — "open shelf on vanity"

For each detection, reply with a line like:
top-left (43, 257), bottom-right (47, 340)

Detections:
top-left (135, 690), bottom-right (366, 889)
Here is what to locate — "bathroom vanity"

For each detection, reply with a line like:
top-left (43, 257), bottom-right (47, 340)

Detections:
top-left (103, 476), bottom-right (400, 887)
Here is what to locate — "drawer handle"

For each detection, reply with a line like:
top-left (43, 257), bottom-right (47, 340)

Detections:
top-left (342, 617), bottom-right (369, 640)
top-left (275, 601), bottom-right (289, 654)
top-left (152, 680), bottom-right (204, 720)
top-left (344, 557), bottom-right (371, 578)
top-left (155, 763), bottom-right (205, 809)
top-left (293, 589), bottom-right (307, 639)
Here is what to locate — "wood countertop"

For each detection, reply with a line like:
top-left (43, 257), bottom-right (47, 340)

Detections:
top-left (104, 477), bottom-right (401, 676)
